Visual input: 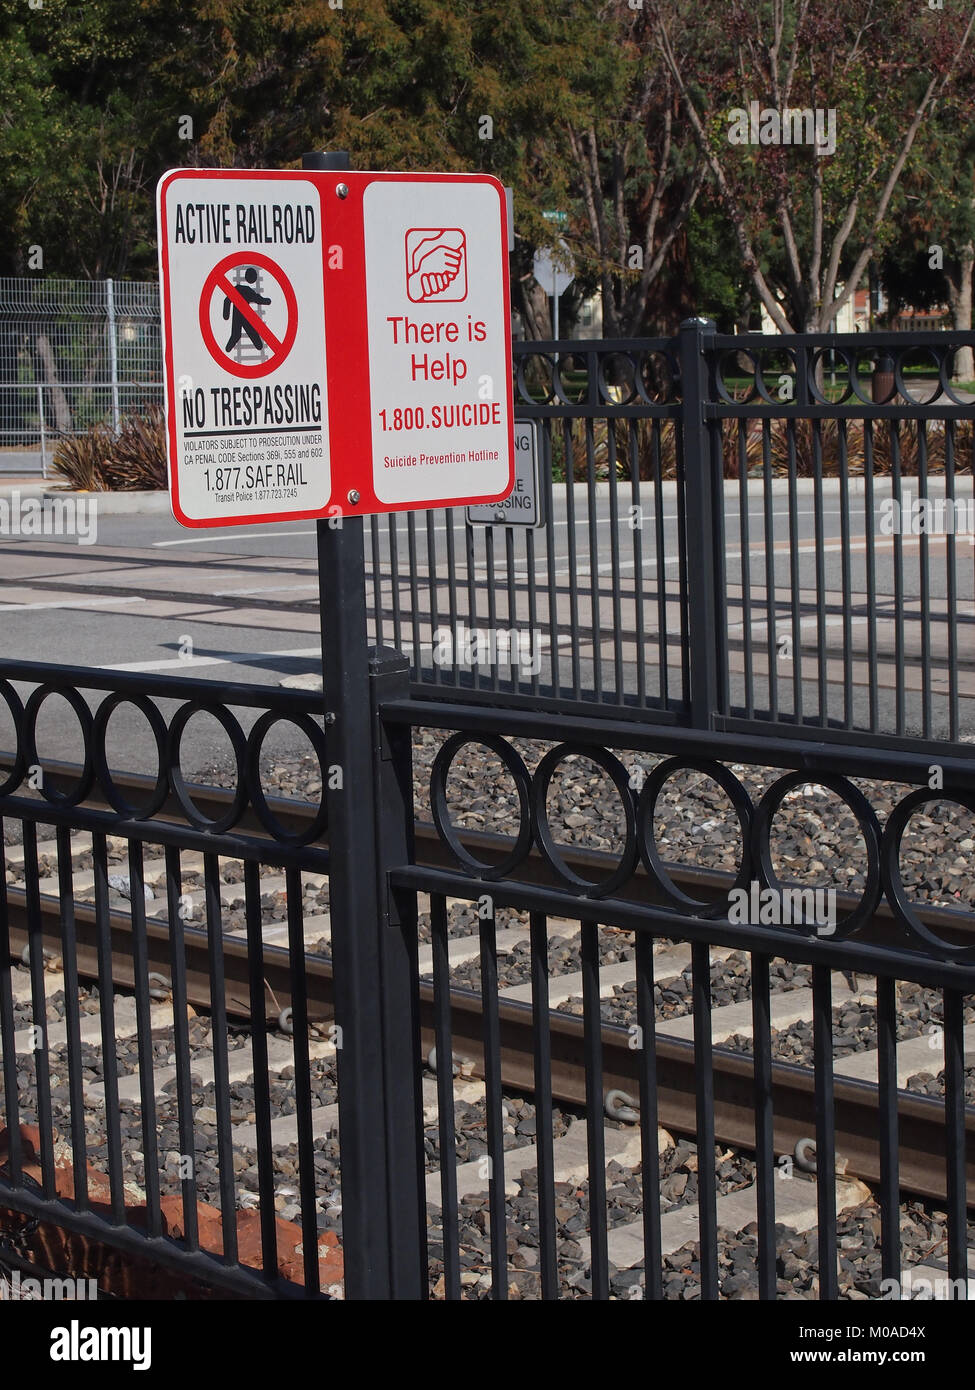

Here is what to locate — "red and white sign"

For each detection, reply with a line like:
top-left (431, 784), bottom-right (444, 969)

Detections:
top-left (157, 169), bottom-right (513, 527)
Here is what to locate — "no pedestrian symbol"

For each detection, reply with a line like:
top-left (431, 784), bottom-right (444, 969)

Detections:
top-left (198, 250), bottom-right (298, 379)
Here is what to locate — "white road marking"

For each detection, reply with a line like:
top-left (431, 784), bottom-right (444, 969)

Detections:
top-left (0, 595), bottom-right (146, 612)
top-left (100, 644), bottom-right (320, 673)
top-left (152, 530), bottom-right (318, 547)
top-left (213, 582), bottom-right (319, 597)
top-left (148, 506), bottom-right (852, 549)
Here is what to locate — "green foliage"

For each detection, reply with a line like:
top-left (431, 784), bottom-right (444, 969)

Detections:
top-left (51, 407), bottom-right (167, 491)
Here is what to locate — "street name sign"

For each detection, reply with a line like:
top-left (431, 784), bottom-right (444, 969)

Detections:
top-left (157, 169), bottom-right (514, 527)
top-left (467, 420), bottom-right (542, 527)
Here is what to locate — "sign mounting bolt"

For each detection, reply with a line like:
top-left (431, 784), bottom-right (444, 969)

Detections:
top-left (347, 489), bottom-right (360, 505)
top-left (336, 184), bottom-right (349, 199)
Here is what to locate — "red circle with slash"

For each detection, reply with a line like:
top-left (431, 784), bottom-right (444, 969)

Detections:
top-left (198, 251), bottom-right (299, 379)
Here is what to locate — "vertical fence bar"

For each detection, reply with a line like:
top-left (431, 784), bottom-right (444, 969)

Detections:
top-left (750, 951), bottom-right (776, 1298)
top-left (106, 277), bottom-right (121, 432)
top-left (284, 861), bottom-right (319, 1294)
top-left (426, 512), bottom-right (442, 688)
top-left (786, 422), bottom-right (804, 727)
top-left (431, 892), bottom-right (459, 1299)
top-left (812, 964), bottom-right (838, 1300)
top-left (943, 988), bottom-right (967, 1296)
top-left (863, 423), bottom-right (879, 734)
top-left (530, 911), bottom-right (558, 1298)
top-left (585, 419), bottom-right (603, 703)
top-left (406, 513), bottom-right (423, 682)
top-left (37, 385), bottom-right (48, 478)
top-left (891, 426), bottom-right (906, 736)
top-left (485, 526), bottom-right (499, 691)
top-left (581, 919), bottom-right (608, 1298)
top-left (56, 824), bottom-right (87, 1208)
top-left (23, 822), bottom-right (55, 1197)
top-left (164, 845), bottom-right (199, 1250)
top-left (204, 853), bottom-right (238, 1268)
top-left (917, 425), bottom-right (933, 741)
top-left (444, 510), bottom-right (460, 690)
top-left (838, 419), bottom-right (854, 729)
top-left (127, 840), bottom-right (161, 1238)
top-left (812, 423), bottom-right (829, 725)
top-left (477, 900), bottom-right (507, 1299)
top-left (679, 318), bottom-right (720, 730)
top-left (876, 973), bottom-right (900, 1286)
top-left (563, 419), bottom-right (582, 701)
top-left (944, 422), bottom-right (960, 743)
top-left (761, 420), bottom-right (779, 723)
top-left (739, 422), bottom-right (754, 719)
top-left (244, 859), bottom-right (278, 1281)
top-left (371, 651), bottom-right (427, 1300)
top-left (0, 831), bottom-right (21, 1182)
top-left (691, 939), bottom-right (718, 1298)
top-left (635, 931), bottom-right (661, 1298)
top-left (525, 525), bottom-right (541, 699)
top-left (542, 422), bottom-right (562, 700)
top-left (606, 425), bottom-right (624, 702)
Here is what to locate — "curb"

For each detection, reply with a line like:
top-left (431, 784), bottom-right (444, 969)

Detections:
top-left (0, 485), bottom-right (171, 516)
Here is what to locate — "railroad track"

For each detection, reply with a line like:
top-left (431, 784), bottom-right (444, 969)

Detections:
top-left (1, 758), bottom-right (973, 1297)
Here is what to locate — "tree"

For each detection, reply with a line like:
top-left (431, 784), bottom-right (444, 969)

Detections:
top-left (646, 0), bottom-right (975, 333)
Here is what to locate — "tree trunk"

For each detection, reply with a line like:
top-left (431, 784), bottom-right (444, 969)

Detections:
top-left (518, 277), bottom-right (552, 341)
top-left (950, 242), bottom-right (974, 383)
top-left (34, 334), bottom-right (72, 433)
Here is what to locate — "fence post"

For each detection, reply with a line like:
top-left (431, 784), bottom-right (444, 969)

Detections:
top-left (106, 278), bottom-right (121, 431)
top-left (678, 316), bottom-right (723, 729)
top-left (37, 384), bottom-right (47, 478)
top-left (369, 648), bottom-right (427, 1296)
top-left (305, 150), bottom-right (425, 1299)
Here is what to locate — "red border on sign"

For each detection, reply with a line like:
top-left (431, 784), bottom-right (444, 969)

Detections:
top-left (198, 251), bottom-right (298, 379)
top-left (157, 168), bottom-right (514, 528)
top-left (323, 173), bottom-right (514, 519)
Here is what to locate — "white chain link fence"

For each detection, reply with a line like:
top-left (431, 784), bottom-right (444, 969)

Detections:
top-left (0, 277), bottom-right (162, 476)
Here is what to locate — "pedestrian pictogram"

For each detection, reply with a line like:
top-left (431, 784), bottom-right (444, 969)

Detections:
top-left (405, 228), bottom-right (468, 303)
top-left (198, 250), bottom-right (298, 378)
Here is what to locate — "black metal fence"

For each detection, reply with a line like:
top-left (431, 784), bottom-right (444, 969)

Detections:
top-left (368, 322), bottom-right (975, 751)
top-left (1, 649), bottom-right (972, 1300)
top-left (1, 320), bottom-right (973, 1302)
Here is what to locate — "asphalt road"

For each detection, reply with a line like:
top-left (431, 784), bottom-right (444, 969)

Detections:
top-left (0, 477), bottom-right (972, 781)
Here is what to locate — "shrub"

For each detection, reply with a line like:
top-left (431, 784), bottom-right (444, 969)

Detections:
top-left (51, 407), bottom-right (168, 491)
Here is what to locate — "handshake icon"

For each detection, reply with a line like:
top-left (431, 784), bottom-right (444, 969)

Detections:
top-left (405, 228), bottom-right (468, 303)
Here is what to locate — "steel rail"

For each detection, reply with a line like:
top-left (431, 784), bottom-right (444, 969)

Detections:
top-left (3, 871), bottom-right (972, 1208)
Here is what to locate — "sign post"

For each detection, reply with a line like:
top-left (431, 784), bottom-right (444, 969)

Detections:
top-left (157, 155), bottom-right (516, 1297)
top-left (532, 239), bottom-right (574, 342)
top-left (302, 151), bottom-right (423, 1304)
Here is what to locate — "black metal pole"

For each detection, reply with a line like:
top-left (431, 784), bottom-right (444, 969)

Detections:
top-left (678, 317), bottom-right (721, 729)
top-left (302, 149), bottom-right (425, 1299)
